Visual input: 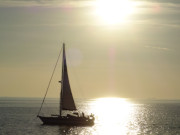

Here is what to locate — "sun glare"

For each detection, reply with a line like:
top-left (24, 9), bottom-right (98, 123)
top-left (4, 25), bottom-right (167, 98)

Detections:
top-left (95, 0), bottom-right (136, 25)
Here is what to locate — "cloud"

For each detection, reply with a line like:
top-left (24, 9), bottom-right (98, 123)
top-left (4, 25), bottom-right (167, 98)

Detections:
top-left (137, 0), bottom-right (180, 13)
top-left (0, 0), bottom-right (180, 28)
top-left (138, 0), bottom-right (180, 4)
top-left (144, 45), bottom-right (172, 51)
top-left (0, 0), bottom-right (93, 7)
top-left (130, 0), bottom-right (180, 28)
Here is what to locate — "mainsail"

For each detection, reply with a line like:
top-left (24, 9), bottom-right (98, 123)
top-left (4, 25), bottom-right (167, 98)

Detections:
top-left (60, 43), bottom-right (77, 113)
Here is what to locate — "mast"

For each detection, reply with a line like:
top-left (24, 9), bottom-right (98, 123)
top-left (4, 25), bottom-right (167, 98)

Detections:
top-left (59, 43), bottom-right (77, 116)
top-left (60, 43), bottom-right (65, 116)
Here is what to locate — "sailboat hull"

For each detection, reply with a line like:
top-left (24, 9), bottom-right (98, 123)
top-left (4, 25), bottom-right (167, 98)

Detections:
top-left (38, 115), bottom-right (94, 126)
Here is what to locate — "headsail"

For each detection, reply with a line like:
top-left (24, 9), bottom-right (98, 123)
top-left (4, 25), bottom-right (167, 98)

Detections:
top-left (60, 43), bottom-right (76, 111)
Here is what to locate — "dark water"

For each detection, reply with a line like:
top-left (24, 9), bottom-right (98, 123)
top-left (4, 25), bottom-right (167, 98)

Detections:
top-left (0, 98), bottom-right (180, 135)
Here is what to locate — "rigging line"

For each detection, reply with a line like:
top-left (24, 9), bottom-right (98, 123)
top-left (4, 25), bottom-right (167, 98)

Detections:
top-left (37, 45), bottom-right (63, 116)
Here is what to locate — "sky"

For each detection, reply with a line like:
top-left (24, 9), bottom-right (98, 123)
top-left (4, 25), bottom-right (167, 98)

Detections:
top-left (0, 0), bottom-right (180, 99)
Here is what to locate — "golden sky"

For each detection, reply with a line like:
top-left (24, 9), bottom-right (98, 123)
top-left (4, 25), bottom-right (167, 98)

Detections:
top-left (0, 0), bottom-right (180, 99)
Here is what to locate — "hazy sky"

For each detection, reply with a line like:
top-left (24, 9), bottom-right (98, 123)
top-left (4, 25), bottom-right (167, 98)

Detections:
top-left (0, 0), bottom-right (180, 99)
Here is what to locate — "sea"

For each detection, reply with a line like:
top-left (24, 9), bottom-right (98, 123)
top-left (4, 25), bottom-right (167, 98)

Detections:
top-left (0, 97), bottom-right (180, 135)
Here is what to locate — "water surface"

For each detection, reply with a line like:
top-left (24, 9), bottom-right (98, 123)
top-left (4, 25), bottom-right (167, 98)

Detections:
top-left (0, 97), bottom-right (180, 135)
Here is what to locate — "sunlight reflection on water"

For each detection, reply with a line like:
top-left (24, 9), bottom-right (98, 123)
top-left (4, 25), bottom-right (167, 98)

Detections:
top-left (88, 98), bottom-right (137, 135)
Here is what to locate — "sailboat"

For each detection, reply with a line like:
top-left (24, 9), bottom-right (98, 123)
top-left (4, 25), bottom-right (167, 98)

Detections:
top-left (37, 43), bottom-right (95, 126)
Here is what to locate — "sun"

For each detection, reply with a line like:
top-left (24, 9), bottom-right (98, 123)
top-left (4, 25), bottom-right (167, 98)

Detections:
top-left (95, 0), bottom-right (136, 25)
